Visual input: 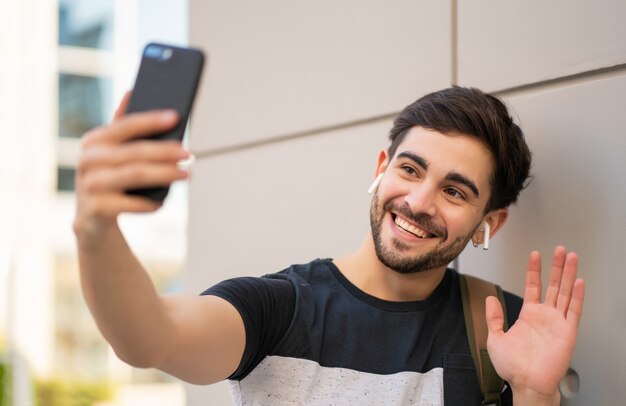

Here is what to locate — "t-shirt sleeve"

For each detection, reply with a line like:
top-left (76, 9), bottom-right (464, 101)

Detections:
top-left (200, 276), bottom-right (296, 380)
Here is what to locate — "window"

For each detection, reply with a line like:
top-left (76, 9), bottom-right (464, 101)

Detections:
top-left (58, 73), bottom-right (113, 140)
top-left (59, 0), bottom-right (114, 50)
top-left (56, 0), bottom-right (115, 192)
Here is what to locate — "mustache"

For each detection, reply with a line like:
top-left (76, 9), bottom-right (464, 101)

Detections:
top-left (383, 200), bottom-right (448, 240)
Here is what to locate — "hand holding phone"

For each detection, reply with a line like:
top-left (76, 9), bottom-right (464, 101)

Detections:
top-left (125, 42), bottom-right (205, 202)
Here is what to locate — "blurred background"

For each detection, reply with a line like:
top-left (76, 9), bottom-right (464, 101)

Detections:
top-left (1, 0), bottom-right (626, 405)
top-left (1, 0), bottom-right (188, 404)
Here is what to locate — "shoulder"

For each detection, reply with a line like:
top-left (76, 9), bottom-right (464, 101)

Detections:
top-left (272, 258), bottom-right (335, 281)
top-left (198, 260), bottom-right (330, 381)
top-left (200, 258), bottom-right (333, 307)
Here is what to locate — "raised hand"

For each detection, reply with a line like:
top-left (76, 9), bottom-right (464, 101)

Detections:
top-left (74, 92), bottom-right (189, 240)
top-left (485, 246), bottom-right (585, 405)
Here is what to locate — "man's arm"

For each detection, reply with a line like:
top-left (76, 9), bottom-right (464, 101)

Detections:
top-left (486, 246), bottom-right (585, 406)
top-left (74, 93), bottom-right (245, 384)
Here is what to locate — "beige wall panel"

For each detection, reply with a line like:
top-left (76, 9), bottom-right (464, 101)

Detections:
top-left (189, 0), bottom-right (451, 152)
top-left (187, 120), bottom-right (390, 288)
top-left (459, 73), bottom-right (626, 404)
top-left (457, 0), bottom-right (626, 91)
top-left (186, 120), bottom-right (390, 404)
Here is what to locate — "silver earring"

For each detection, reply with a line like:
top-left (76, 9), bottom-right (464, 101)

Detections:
top-left (472, 241), bottom-right (479, 248)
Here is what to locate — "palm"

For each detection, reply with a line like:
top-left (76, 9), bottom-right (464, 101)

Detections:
top-left (486, 247), bottom-right (585, 396)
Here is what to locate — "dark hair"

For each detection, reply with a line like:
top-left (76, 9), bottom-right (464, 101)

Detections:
top-left (388, 86), bottom-right (532, 212)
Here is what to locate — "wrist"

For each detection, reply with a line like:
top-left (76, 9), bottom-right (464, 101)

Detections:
top-left (512, 386), bottom-right (560, 406)
top-left (73, 215), bottom-right (120, 248)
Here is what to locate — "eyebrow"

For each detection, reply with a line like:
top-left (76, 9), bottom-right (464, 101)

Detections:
top-left (396, 151), bottom-right (480, 198)
top-left (397, 152), bottom-right (429, 170)
top-left (446, 172), bottom-right (480, 198)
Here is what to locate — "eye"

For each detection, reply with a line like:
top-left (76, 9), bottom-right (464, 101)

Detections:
top-left (444, 187), bottom-right (466, 200)
top-left (401, 165), bottom-right (417, 176)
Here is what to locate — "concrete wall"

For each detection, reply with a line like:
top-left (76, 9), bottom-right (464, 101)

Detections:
top-left (187, 1), bottom-right (626, 404)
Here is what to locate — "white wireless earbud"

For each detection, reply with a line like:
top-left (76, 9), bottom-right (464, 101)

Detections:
top-left (483, 221), bottom-right (490, 250)
top-left (367, 173), bottom-right (384, 195)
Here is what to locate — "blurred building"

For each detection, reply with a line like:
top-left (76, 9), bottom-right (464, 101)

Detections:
top-left (1, 0), bottom-right (189, 404)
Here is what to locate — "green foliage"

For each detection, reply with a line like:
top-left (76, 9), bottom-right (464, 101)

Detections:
top-left (0, 361), bottom-right (10, 406)
top-left (35, 379), bottom-right (113, 406)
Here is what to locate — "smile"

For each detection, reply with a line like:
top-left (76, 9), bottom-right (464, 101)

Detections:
top-left (393, 215), bottom-right (434, 239)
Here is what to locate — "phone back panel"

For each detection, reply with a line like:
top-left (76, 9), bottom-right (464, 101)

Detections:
top-left (125, 43), bottom-right (204, 202)
top-left (126, 43), bottom-right (204, 141)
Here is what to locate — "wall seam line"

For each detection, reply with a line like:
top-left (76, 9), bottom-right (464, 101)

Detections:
top-left (194, 63), bottom-right (626, 160)
top-left (193, 112), bottom-right (397, 160)
top-left (493, 62), bottom-right (626, 98)
top-left (450, 0), bottom-right (458, 86)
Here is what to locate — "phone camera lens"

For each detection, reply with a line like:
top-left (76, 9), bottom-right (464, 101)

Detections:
top-left (145, 45), bottom-right (162, 59)
top-left (161, 48), bottom-right (173, 61)
top-left (144, 45), bottom-right (174, 61)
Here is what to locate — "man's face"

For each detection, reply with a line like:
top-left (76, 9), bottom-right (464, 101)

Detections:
top-left (370, 126), bottom-right (495, 274)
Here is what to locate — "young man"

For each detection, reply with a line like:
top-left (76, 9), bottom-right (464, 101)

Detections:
top-left (74, 87), bottom-right (585, 405)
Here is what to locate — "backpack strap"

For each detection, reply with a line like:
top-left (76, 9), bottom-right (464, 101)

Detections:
top-left (459, 273), bottom-right (509, 406)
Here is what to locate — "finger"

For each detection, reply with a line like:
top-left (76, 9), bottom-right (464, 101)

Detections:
top-left (544, 246), bottom-right (567, 307)
top-left (556, 252), bottom-right (579, 316)
top-left (523, 250), bottom-right (542, 304)
top-left (113, 90), bottom-right (132, 121)
top-left (82, 193), bottom-right (163, 218)
top-left (78, 141), bottom-right (189, 172)
top-left (83, 163), bottom-right (188, 194)
top-left (486, 296), bottom-right (505, 338)
top-left (566, 278), bottom-right (585, 328)
top-left (84, 110), bottom-right (179, 145)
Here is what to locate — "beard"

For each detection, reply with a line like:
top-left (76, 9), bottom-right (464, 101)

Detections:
top-left (370, 192), bottom-right (476, 274)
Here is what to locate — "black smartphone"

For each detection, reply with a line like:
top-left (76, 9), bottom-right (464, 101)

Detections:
top-left (125, 42), bottom-right (205, 202)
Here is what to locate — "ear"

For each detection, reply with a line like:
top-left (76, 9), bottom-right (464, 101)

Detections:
top-left (473, 208), bottom-right (508, 244)
top-left (375, 149), bottom-right (389, 178)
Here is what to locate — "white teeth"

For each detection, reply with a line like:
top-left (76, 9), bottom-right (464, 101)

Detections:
top-left (394, 216), bottom-right (432, 238)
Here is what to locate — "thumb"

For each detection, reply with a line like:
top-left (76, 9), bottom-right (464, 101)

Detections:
top-left (485, 296), bottom-right (505, 337)
top-left (114, 90), bottom-right (132, 121)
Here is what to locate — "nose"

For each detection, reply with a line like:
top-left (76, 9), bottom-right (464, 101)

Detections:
top-left (404, 182), bottom-right (438, 217)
